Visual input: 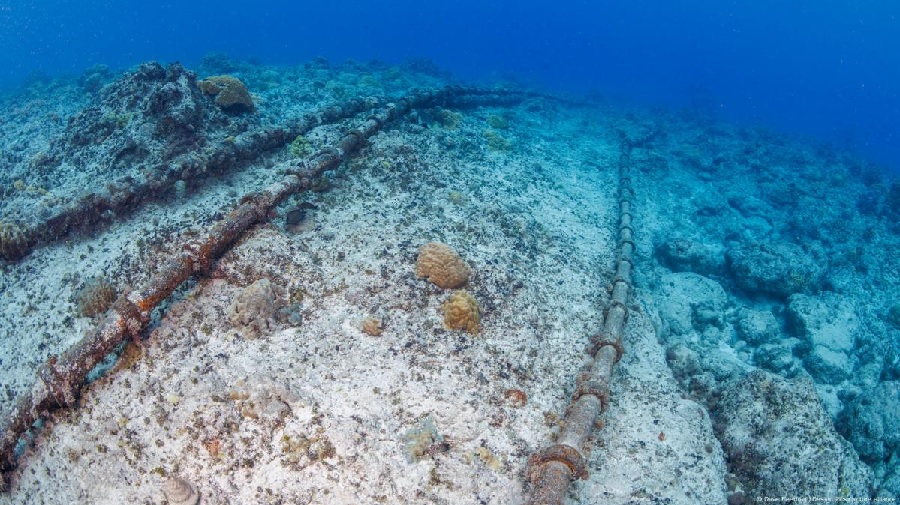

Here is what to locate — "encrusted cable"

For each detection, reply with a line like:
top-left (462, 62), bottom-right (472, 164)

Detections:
top-left (0, 85), bottom-right (542, 490)
top-left (524, 147), bottom-right (636, 505)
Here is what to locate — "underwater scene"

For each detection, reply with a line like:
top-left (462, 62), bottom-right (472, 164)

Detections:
top-left (0, 2), bottom-right (898, 505)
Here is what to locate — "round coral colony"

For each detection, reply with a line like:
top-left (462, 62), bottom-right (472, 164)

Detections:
top-left (415, 242), bottom-right (470, 289)
top-left (443, 290), bottom-right (481, 335)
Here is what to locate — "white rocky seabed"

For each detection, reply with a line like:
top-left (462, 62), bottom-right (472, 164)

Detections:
top-left (1, 60), bottom-right (898, 503)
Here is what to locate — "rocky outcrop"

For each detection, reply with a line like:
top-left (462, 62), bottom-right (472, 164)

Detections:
top-left (714, 370), bottom-right (873, 502)
top-left (725, 242), bottom-right (825, 298)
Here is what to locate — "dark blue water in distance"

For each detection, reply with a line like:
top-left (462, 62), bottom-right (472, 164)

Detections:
top-left (1, 0), bottom-right (898, 171)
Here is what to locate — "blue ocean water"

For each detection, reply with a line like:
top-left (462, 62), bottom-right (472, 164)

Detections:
top-left (1, 1), bottom-right (898, 170)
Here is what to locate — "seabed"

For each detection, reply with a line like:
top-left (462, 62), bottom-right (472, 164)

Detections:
top-left (0, 57), bottom-right (897, 504)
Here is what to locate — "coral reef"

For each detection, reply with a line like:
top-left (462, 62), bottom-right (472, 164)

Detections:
top-left (198, 75), bottom-right (255, 113)
top-left (65, 62), bottom-right (207, 152)
top-left (228, 278), bottom-right (282, 339)
top-left (443, 290), bottom-right (480, 334)
top-left (415, 242), bottom-right (470, 289)
top-left (0, 61), bottom-right (272, 258)
top-left (73, 276), bottom-right (117, 318)
top-left (77, 64), bottom-right (113, 94)
top-left (0, 221), bottom-right (31, 261)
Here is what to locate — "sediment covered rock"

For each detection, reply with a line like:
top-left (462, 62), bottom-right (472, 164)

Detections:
top-left (839, 381), bottom-right (900, 465)
top-left (714, 370), bottom-right (873, 501)
top-left (655, 237), bottom-right (725, 277)
top-left (787, 292), bottom-right (859, 384)
top-left (725, 242), bottom-right (825, 298)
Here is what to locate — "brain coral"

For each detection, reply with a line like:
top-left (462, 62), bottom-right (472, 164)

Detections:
top-left (416, 242), bottom-right (470, 289)
top-left (443, 290), bottom-right (480, 335)
top-left (198, 75), bottom-right (255, 113)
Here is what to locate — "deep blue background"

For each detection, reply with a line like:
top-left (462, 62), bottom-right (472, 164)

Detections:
top-left (1, 1), bottom-right (898, 171)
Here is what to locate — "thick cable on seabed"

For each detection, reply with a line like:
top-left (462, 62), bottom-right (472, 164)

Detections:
top-left (524, 149), bottom-right (636, 505)
top-left (0, 85), bottom-right (540, 491)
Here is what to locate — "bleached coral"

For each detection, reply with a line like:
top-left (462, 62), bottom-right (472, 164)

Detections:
top-left (228, 278), bottom-right (282, 338)
top-left (161, 475), bottom-right (200, 505)
top-left (74, 276), bottom-right (117, 318)
top-left (415, 242), bottom-right (470, 289)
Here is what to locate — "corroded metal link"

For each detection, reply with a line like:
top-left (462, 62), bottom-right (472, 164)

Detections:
top-left (110, 293), bottom-right (148, 338)
top-left (365, 114), bottom-right (384, 129)
top-left (573, 376), bottom-right (612, 411)
top-left (527, 444), bottom-right (588, 481)
top-left (611, 281), bottom-right (630, 305)
top-left (526, 462), bottom-right (572, 505)
top-left (618, 238), bottom-right (637, 252)
top-left (611, 282), bottom-right (631, 304)
top-left (589, 333), bottom-right (625, 363)
top-left (525, 146), bottom-right (636, 503)
top-left (615, 259), bottom-right (633, 280)
top-left (606, 297), bottom-right (629, 314)
top-left (338, 130), bottom-right (362, 153)
top-left (616, 254), bottom-right (634, 269)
